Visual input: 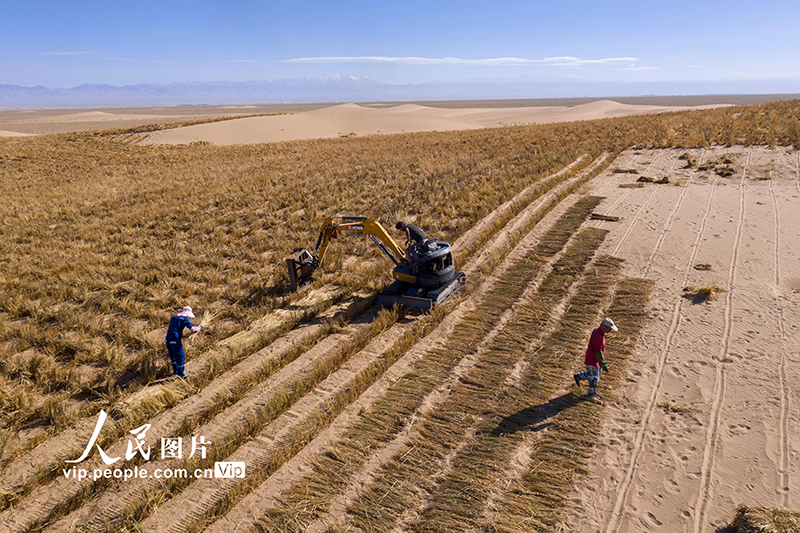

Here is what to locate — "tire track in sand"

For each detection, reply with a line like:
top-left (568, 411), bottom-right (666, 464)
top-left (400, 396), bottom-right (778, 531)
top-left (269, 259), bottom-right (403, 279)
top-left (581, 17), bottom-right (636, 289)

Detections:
top-left (591, 150), bottom-right (663, 228)
top-left (604, 164), bottom-right (719, 533)
top-left (611, 155), bottom-right (679, 258)
top-left (769, 176), bottom-right (791, 507)
top-left (693, 149), bottom-right (751, 533)
top-left (642, 150), bottom-right (706, 278)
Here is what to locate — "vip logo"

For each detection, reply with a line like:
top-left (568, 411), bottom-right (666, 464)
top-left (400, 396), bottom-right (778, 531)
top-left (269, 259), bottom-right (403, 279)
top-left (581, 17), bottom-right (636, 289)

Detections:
top-left (214, 461), bottom-right (246, 478)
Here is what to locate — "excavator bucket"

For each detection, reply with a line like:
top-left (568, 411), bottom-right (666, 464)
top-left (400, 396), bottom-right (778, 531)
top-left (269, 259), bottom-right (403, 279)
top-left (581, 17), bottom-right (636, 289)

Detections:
top-left (286, 248), bottom-right (318, 291)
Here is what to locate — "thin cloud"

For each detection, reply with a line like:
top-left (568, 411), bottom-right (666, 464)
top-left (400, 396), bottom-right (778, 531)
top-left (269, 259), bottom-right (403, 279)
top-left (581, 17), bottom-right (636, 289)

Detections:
top-left (40, 51), bottom-right (95, 56)
top-left (40, 51), bottom-right (138, 62)
top-left (625, 66), bottom-right (661, 71)
top-left (283, 55), bottom-right (640, 67)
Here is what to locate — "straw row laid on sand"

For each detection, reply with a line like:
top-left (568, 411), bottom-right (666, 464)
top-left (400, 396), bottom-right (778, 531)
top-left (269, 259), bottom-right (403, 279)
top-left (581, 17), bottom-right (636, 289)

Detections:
top-left (134, 304), bottom-right (451, 533)
top-left (342, 246), bottom-right (619, 533)
top-left (255, 196), bottom-right (605, 533)
top-left (492, 276), bottom-right (653, 532)
top-left (20, 303), bottom-right (402, 533)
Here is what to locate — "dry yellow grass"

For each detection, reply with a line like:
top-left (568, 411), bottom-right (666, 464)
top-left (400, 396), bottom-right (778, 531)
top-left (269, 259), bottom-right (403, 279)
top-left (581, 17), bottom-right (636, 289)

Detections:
top-left (0, 99), bottom-right (798, 464)
top-left (722, 505), bottom-right (800, 533)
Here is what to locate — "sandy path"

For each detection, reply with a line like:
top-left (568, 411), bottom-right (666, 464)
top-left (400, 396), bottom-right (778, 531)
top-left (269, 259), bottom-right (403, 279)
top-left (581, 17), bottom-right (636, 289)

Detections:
top-left (564, 147), bottom-right (800, 532)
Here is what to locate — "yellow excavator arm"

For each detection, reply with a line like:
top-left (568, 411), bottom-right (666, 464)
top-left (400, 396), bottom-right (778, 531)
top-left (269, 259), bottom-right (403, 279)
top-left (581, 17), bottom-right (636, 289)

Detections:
top-left (287, 216), bottom-right (406, 289)
top-left (314, 216), bottom-right (406, 268)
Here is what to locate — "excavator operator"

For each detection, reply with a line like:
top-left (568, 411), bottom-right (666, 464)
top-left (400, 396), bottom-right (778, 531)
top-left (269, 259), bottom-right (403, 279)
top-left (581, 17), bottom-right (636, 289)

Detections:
top-left (395, 221), bottom-right (427, 247)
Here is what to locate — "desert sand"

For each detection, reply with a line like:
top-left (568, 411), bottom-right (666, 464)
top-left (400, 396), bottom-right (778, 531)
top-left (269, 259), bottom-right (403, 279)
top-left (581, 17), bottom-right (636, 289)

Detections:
top-left (140, 101), bottom-right (726, 145)
top-left (562, 147), bottom-right (800, 532)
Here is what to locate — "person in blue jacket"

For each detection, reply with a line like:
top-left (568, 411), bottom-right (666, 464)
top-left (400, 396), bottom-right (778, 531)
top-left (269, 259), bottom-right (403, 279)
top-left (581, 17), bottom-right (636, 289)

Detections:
top-left (165, 306), bottom-right (203, 378)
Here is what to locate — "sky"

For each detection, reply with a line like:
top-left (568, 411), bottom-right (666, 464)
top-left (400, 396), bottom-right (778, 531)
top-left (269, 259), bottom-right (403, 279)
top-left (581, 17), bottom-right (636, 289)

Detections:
top-left (1, 0), bottom-right (799, 89)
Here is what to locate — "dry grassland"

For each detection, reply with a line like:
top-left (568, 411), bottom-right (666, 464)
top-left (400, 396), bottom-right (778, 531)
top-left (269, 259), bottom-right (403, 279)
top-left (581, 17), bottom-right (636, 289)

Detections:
top-left (0, 99), bottom-right (798, 532)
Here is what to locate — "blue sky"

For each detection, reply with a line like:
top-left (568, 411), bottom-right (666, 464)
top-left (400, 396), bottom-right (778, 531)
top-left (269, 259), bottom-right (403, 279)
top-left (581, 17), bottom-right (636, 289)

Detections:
top-left (2, 0), bottom-right (798, 88)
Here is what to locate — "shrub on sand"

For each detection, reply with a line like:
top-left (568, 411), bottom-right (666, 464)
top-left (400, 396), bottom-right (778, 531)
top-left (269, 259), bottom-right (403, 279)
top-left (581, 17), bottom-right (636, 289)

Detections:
top-left (683, 285), bottom-right (725, 303)
top-left (722, 505), bottom-right (800, 533)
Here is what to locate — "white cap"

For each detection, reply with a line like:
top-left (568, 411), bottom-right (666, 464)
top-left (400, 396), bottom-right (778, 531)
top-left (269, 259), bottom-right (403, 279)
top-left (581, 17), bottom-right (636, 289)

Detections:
top-left (175, 306), bottom-right (195, 318)
top-left (602, 317), bottom-right (618, 331)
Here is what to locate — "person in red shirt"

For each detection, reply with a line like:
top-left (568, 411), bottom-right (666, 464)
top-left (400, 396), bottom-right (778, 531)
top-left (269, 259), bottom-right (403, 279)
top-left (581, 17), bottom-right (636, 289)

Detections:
top-left (574, 318), bottom-right (618, 398)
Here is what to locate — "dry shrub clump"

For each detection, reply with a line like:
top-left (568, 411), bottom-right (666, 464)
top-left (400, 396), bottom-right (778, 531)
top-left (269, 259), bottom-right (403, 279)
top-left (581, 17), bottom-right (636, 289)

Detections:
top-left (721, 505), bottom-right (800, 533)
top-left (683, 285), bottom-right (726, 303)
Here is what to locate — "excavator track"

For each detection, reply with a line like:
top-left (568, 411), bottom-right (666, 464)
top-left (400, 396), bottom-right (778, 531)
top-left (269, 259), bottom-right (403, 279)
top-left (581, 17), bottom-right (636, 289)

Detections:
top-left (378, 272), bottom-right (465, 310)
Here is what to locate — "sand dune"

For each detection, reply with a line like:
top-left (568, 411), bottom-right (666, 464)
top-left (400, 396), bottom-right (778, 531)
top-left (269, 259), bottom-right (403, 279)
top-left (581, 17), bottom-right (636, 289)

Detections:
top-left (0, 130), bottom-right (35, 137)
top-left (36, 110), bottom-right (166, 122)
top-left (0, 109), bottom-right (175, 136)
top-left (142, 101), bottom-right (728, 146)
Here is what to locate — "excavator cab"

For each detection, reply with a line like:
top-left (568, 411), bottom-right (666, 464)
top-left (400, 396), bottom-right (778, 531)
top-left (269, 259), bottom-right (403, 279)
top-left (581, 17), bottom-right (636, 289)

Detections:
top-left (382, 239), bottom-right (463, 309)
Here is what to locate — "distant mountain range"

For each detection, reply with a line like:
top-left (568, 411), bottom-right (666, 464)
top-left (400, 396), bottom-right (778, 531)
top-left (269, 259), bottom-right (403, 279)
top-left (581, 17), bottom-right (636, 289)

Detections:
top-left (2, 75), bottom-right (800, 108)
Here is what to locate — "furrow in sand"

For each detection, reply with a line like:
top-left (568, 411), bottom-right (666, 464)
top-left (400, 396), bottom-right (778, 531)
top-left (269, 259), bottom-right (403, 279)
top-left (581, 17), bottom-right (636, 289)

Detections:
top-left (604, 173), bottom-right (720, 533)
top-left (693, 149), bottom-right (750, 533)
top-left (771, 178), bottom-right (791, 507)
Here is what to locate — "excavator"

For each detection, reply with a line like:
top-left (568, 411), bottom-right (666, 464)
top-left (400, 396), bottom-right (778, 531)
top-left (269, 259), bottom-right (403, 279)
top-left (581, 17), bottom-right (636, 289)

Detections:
top-left (286, 216), bottom-right (465, 309)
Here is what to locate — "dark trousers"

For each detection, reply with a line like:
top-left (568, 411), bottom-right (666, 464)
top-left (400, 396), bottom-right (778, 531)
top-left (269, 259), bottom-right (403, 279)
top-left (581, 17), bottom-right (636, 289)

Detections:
top-left (166, 341), bottom-right (185, 377)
